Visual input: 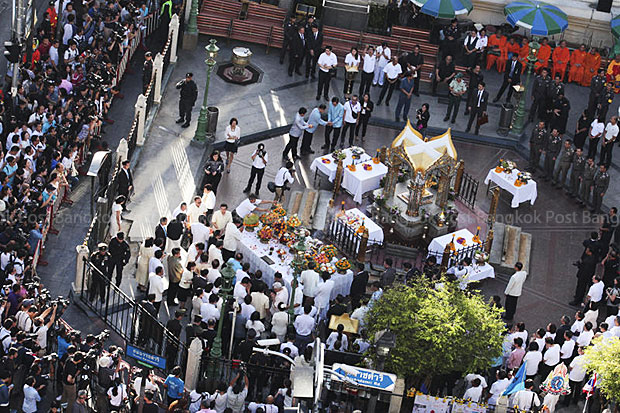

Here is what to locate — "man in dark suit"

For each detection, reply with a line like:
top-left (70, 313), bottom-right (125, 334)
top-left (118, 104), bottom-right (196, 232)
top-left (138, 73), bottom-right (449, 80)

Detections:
top-left (138, 294), bottom-right (159, 346)
top-left (466, 81), bottom-right (488, 135)
top-left (494, 54), bottom-right (522, 102)
top-left (155, 217), bottom-right (168, 250)
top-left (305, 24), bottom-right (323, 79)
top-left (288, 26), bottom-right (306, 76)
top-left (117, 160), bottom-right (133, 211)
top-left (108, 231), bottom-right (131, 286)
top-left (350, 262), bottom-right (369, 309)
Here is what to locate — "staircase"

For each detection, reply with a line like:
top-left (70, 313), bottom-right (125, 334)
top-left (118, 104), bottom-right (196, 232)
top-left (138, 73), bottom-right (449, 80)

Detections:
top-left (286, 189), bottom-right (333, 231)
top-left (489, 222), bottom-right (533, 273)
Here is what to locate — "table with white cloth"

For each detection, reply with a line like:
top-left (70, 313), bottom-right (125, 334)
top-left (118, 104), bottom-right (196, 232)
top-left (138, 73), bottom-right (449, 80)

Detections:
top-left (236, 230), bottom-right (295, 287)
top-left (342, 162), bottom-right (389, 203)
top-left (337, 208), bottom-right (384, 250)
top-left (309, 148), bottom-right (372, 182)
top-left (330, 269), bottom-right (354, 300)
top-left (484, 168), bottom-right (538, 208)
top-left (427, 229), bottom-right (477, 257)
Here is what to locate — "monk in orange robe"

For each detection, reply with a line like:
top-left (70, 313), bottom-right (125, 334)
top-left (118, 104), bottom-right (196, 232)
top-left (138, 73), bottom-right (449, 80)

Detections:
top-left (486, 31), bottom-right (506, 71)
top-left (568, 44), bottom-right (587, 84)
top-left (581, 48), bottom-right (601, 87)
top-left (606, 54), bottom-right (620, 93)
top-left (535, 37), bottom-right (552, 72)
top-left (502, 37), bottom-right (520, 73)
top-left (519, 38), bottom-right (529, 68)
top-left (552, 40), bottom-right (570, 81)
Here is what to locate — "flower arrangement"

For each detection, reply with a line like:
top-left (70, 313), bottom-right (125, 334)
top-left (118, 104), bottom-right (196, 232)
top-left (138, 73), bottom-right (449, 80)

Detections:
top-left (272, 206), bottom-right (287, 217)
top-left (347, 164), bottom-right (356, 172)
top-left (321, 158), bottom-right (331, 164)
top-left (259, 212), bottom-right (277, 226)
top-left (335, 258), bottom-right (351, 273)
top-left (474, 250), bottom-right (489, 263)
top-left (456, 237), bottom-right (467, 246)
top-left (272, 217), bottom-right (288, 239)
top-left (331, 149), bottom-right (346, 161)
top-left (372, 157), bottom-right (380, 164)
top-left (362, 163), bottom-right (372, 171)
top-left (315, 253), bottom-right (329, 265)
top-left (319, 263), bottom-right (336, 274)
top-left (497, 158), bottom-right (517, 174)
top-left (287, 214), bottom-right (302, 229)
top-left (257, 226), bottom-right (273, 243)
top-left (516, 171), bottom-right (532, 186)
top-left (374, 193), bottom-right (386, 207)
top-left (276, 248), bottom-right (287, 259)
top-left (320, 244), bottom-right (338, 260)
top-left (243, 213), bottom-right (259, 231)
top-left (279, 232), bottom-right (296, 244)
top-left (472, 226), bottom-right (482, 244)
top-left (350, 146), bottom-right (365, 159)
top-left (355, 224), bottom-right (367, 235)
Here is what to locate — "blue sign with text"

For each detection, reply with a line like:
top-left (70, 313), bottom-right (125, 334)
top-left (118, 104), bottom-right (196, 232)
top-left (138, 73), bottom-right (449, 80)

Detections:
top-left (126, 344), bottom-right (166, 370)
top-left (332, 363), bottom-right (396, 392)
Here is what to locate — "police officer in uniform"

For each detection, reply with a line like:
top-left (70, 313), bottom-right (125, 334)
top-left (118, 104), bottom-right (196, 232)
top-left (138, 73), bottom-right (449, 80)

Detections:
top-left (579, 158), bottom-right (596, 207)
top-left (569, 148), bottom-right (585, 198)
top-left (280, 16), bottom-right (296, 65)
top-left (528, 121), bottom-right (547, 172)
top-left (529, 68), bottom-right (551, 122)
top-left (159, 0), bottom-right (173, 45)
top-left (543, 128), bottom-right (562, 181)
top-left (89, 243), bottom-right (111, 302)
top-left (165, 310), bottom-right (184, 366)
top-left (553, 139), bottom-right (574, 188)
top-left (185, 315), bottom-right (204, 347)
top-left (544, 75), bottom-right (564, 122)
top-left (108, 232), bottom-right (131, 287)
top-left (175, 72), bottom-right (198, 128)
top-left (588, 69), bottom-right (606, 118)
top-left (597, 83), bottom-right (615, 121)
top-left (592, 165), bottom-right (610, 214)
top-left (142, 51), bottom-right (153, 94)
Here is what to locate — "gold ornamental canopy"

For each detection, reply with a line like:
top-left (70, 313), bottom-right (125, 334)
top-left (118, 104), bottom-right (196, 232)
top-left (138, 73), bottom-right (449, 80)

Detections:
top-left (390, 121), bottom-right (457, 173)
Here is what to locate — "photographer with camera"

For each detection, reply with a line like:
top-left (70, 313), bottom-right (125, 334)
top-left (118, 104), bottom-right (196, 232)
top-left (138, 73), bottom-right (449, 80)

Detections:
top-left (415, 103), bottom-right (431, 136)
top-left (273, 162), bottom-right (296, 204)
top-left (226, 371), bottom-right (249, 413)
top-left (243, 144), bottom-right (268, 196)
top-left (61, 351), bottom-right (83, 413)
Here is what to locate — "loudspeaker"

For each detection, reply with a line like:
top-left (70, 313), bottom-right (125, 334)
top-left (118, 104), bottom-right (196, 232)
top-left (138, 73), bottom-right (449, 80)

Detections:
top-left (596, 0), bottom-right (612, 13)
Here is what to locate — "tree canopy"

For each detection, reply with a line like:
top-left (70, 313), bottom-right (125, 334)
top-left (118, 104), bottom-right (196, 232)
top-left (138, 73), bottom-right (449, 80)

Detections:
top-left (583, 337), bottom-right (620, 401)
top-left (365, 279), bottom-right (505, 379)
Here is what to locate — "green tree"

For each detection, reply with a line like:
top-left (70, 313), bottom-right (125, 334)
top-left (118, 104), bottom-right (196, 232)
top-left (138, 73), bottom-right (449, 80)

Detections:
top-left (583, 337), bottom-right (620, 401)
top-left (365, 279), bottom-right (504, 379)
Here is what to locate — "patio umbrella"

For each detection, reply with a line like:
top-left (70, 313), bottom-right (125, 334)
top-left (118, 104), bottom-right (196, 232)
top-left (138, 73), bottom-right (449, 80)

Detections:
top-left (612, 14), bottom-right (620, 38)
top-left (411, 0), bottom-right (473, 19)
top-left (504, 0), bottom-right (568, 36)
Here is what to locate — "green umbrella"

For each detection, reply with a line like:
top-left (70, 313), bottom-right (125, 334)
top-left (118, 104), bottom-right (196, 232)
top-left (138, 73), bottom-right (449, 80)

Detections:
top-left (411, 0), bottom-right (473, 19)
top-left (504, 0), bottom-right (567, 36)
top-left (611, 14), bottom-right (620, 38)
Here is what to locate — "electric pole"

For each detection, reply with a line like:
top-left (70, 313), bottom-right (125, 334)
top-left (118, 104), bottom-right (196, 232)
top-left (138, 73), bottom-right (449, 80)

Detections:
top-left (10, 0), bottom-right (26, 97)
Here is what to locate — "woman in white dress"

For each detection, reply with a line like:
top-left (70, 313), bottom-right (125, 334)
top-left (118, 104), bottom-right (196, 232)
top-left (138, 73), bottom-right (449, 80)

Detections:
top-left (109, 195), bottom-right (125, 238)
top-left (135, 237), bottom-right (154, 291)
top-left (344, 47), bottom-right (360, 95)
top-left (224, 118), bottom-right (241, 174)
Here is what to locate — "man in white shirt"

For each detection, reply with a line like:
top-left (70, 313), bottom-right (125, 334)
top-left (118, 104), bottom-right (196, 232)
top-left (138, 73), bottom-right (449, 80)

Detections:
top-left (541, 337), bottom-right (561, 378)
top-left (211, 204), bottom-right (232, 235)
top-left (373, 42), bottom-right (391, 86)
top-left (564, 347), bottom-right (586, 406)
top-left (463, 379), bottom-right (483, 403)
top-left (315, 275), bottom-right (335, 320)
top-left (274, 162), bottom-right (295, 203)
top-left (377, 56), bottom-right (402, 106)
top-left (251, 290), bottom-right (270, 320)
top-left (294, 305), bottom-right (316, 351)
top-left (187, 196), bottom-right (207, 224)
top-left (512, 380), bottom-right (540, 411)
top-left (49, 40), bottom-right (59, 67)
top-left (207, 241), bottom-right (224, 268)
top-left (359, 45), bottom-right (376, 96)
top-left (588, 116), bottom-right (605, 160)
top-left (300, 263), bottom-right (320, 304)
top-left (244, 143), bottom-right (268, 195)
top-left (235, 194), bottom-right (271, 219)
top-left (190, 215), bottom-right (211, 246)
top-left (342, 95), bottom-right (361, 147)
top-left (222, 221), bottom-right (243, 263)
top-left (271, 282), bottom-right (289, 314)
top-left (600, 115), bottom-right (618, 167)
top-left (233, 276), bottom-right (251, 304)
top-left (523, 342), bottom-right (543, 378)
top-left (200, 294), bottom-right (220, 323)
top-left (487, 370), bottom-right (510, 405)
top-left (148, 267), bottom-right (165, 313)
top-left (586, 275), bottom-right (604, 304)
top-left (316, 46), bottom-right (337, 100)
top-left (504, 262), bottom-right (527, 320)
top-left (63, 41), bottom-right (78, 64)
top-left (62, 14), bottom-right (75, 45)
top-left (560, 330), bottom-right (575, 362)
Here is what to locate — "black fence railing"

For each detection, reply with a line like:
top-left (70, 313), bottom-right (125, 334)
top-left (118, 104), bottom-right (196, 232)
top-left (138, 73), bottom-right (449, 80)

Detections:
top-left (455, 172), bottom-right (479, 209)
top-left (326, 213), bottom-right (385, 265)
top-left (78, 258), bottom-right (188, 374)
top-left (426, 240), bottom-right (488, 268)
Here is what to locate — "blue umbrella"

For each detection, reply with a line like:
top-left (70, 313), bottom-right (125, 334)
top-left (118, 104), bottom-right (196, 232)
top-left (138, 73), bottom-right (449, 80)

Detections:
top-left (611, 14), bottom-right (620, 38)
top-left (411, 0), bottom-right (473, 19)
top-left (504, 0), bottom-right (568, 36)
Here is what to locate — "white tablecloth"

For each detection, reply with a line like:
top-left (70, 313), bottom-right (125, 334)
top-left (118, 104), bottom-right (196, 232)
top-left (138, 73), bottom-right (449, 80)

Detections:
top-left (237, 230), bottom-right (295, 287)
top-left (464, 263), bottom-right (495, 282)
top-left (342, 162), bottom-right (389, 203)
top-left (338, 208), bottom-right (384, 244)
top-left (484, 168), bottom-right (538, 208)
top-left (330, 269), bottom-right (354, 300)
top-left (427, 229), bottom-right (477, 256)
top-left (309, 148), bottom-right (372, 182)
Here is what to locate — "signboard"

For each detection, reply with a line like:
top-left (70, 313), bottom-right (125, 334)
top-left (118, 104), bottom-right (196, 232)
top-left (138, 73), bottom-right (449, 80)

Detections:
top-left (332, 363), bottom-right (396, 392)
top-left (126, 344), bottom-right (166, 370)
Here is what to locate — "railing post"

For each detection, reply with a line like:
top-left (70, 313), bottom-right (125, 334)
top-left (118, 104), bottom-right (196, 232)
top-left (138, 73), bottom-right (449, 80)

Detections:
top-left (485, 229), bottom-right (494, 254)
top-left (440, 242), bottom-right (451, 273)
top-left (454, 160), bottom-right (464, 195)
top-left (333, 160), bottom-right (344, 199)
top-left (185, 338), bottom-right (203, 391)
top-left (169, 15), bottom-right (180, 62)
top-left (357, 227), bottom-right (369, 263)
top-left (75, 247), bottom-right (90, 295)
top-left (117, 137), bottom-right (129, 163)
top-left (153, 53), bottom-right (164, 104)
top-left (135, 94), bottom-right (147, 146)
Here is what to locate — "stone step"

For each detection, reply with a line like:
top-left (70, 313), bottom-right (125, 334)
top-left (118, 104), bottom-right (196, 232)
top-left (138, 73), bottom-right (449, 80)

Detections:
top-left (489, 222), bottom-right (505, 266)
top-left (312, 190), bottom-right (333, 231)
top-left (286, 191), bottom-right (303, 215)
top-left (501, 224), bottom-right (522, 269)
top-left (517, 232), bottom-right (532, 274)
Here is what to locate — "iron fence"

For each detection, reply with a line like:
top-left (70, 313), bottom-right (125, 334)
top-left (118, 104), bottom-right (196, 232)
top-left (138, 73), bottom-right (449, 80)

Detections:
top-left (78, 258), bottom-right (188, 374)
top-left (426, 240), bottom-right (488, 268)
top-left (455, 172), bottom-right (479, 209)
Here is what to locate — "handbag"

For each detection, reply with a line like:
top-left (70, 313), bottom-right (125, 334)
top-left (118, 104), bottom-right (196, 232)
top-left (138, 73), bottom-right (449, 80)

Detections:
top-left (477, 112), bottom-right (489, 126)
top-left (267, 181), bottom-right (276, 193)
top-left (180, 229), bottom-right (192, 250)
top-left (329, 68), bottom-right (337, 77)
